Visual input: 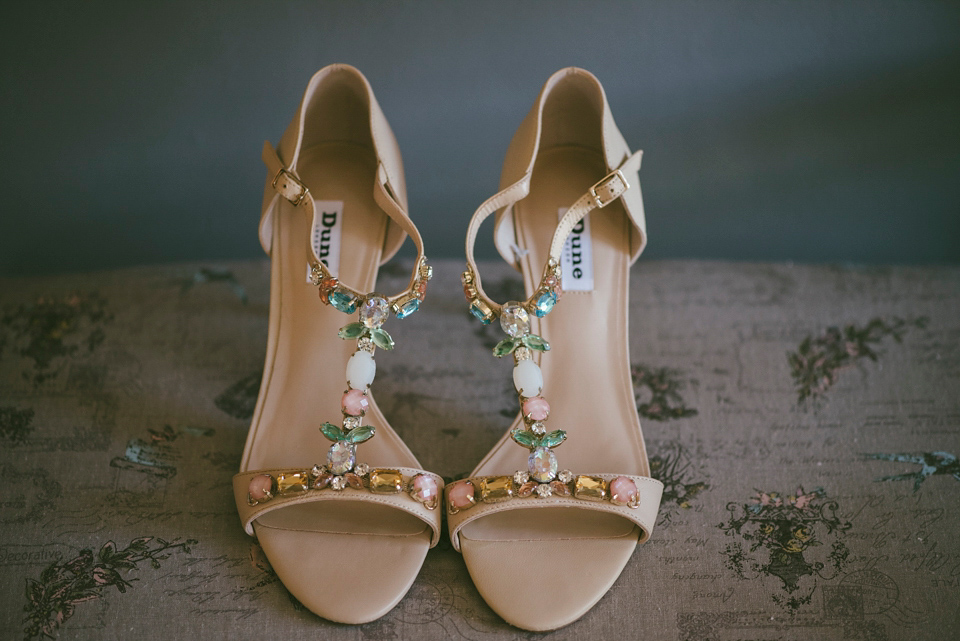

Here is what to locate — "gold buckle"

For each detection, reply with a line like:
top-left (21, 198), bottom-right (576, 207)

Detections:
top-left (588, 169), bottom-right (629, 208)
top-left (272, 168), bottom-right (309, 206)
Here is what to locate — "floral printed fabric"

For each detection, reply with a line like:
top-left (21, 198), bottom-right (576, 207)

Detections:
top-left (0, 260), bottom-right (957, 640)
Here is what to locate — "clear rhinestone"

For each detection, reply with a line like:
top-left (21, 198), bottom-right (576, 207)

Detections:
top-left (327, 441), bottom-right (356, 475)
top-left (536, 483), bottom-right (553, 498)
top-left (310, 464), bottom-right (324, 477)
top-left (530, 421), bottom-right (546, 435)
top-left (343, 416), bottom-right (361, 430)
top-left (558, 469), bottom-right (574, 484)
top-left (528, 447), bottom-right (558, 483)
top-left (357, 337), bottom-right (375, 353)
top-left (360, 295), bottom-right (389, 328)
top-left (354, 463), bottom-right (370, 477)
top-left (513, 470), bottom-right (530, 485)
top-left (513, 345), bottom-right (532, 362)
top-left (500, 302), bottom-right (530, 337)
top-left (330, 476), bottom-right (346, 491)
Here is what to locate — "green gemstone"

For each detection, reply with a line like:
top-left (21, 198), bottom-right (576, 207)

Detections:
top-left (510, 428), bottom-right (537, 449)
top-left (396, 298), bottom-right (419, 319)
top-left (346, 425), bottom-right (376, 444)
top-left (371, 328), bottom-right (395, 350)
top-left (540, 430), bottom-right (567, 448)
top-left (470, 303), bottom-right (492, 324)
top-left (522, 334), bottom-right (550, 352)
top-left (320, 422), bottom-right (345, 442)
top-left (338, 322), bottom-right (367, 340)
top-left (493, 338), bottom-right (516, 358)
top-left (533, 290), bottom-right (557, 317)
top-left (330, 291), bottom-right (357, 314)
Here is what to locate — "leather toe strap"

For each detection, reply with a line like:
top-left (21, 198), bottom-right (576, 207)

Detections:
top-left (234, 467), bottom-right (444, 547)
top-left (445, 473), bottom-right (663, 552)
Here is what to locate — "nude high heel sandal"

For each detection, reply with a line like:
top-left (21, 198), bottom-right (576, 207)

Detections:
top-left (447, 67), bottom-right (664, 631)
top-left (232, 64), bottom-right (443, 624)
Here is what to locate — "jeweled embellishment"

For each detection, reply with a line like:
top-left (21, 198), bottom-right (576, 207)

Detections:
top-left (448, 480), bottom-right (476, 513)
top-left (327, 442), bottom-right (356, 475)
top-left (247, 474), bottom-right (276, 505)
top-left (369, 469), bottom-right (403, 494)
top-left (535, 483), bottom-right (553, 498)
top-left (528, 447), bottom-right (558, 483)
top-left (532, 290), bottom-right (557, 317)
top-left (318, 276), bottom-right (338, 304)
top-left (276, 471), bottom-right (310, 495)
top-left (500, 301), bottom-right (530, 337)
top-left (330, 290), bottom-right (358, 314)
top-left (574, 475), bottom-right (608, 501)
top-left (409, 474), bottom-right (439, 509)
top-left (470, 300), bottom-right (494, 324)
top-left (479, 476), bottom-right (515, 503)
top-left (392, 294), bottom-right (420, 320)
top-left (610, 476), bottom-right (640, 507)
top-left (359, 295), bottom-right (389, 328)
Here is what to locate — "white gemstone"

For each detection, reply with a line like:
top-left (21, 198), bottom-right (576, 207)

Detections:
top-left (330, 476), bottom-right (346, 491)
top-left (513, 359), bottom-right (543, 397)
top-left (360, 295), bottom-right (389, 328)
top-left (354, 463), bottom-right (369, 477)
top-left (513, 470), bottom-right (530, 485)
top-left (343, 416), bottom-right (361, 430)
top-left (536, 483), bottom-right (553, 498)
top-left (531, 421), bottom-right (546, 435)
top-left (528, 447), bottom-right (558, 483)
top-left (310, 464), bottom-right (324, 477)
top-left (346, 351), bottom-right (376, 389)
top-left (327, 441), bottom-right (356, 475)
top-left (357, 337), bottom-right (374, 353)
top-left (500, 302), bottom-right (530, 338)
top-left (558, 469), bottom-right (574, 484)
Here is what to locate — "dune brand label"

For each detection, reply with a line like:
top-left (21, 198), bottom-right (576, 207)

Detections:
top-left (307, 201), bottom-right (344, 282)
top-left (558, 207), bottom-right (594, 291)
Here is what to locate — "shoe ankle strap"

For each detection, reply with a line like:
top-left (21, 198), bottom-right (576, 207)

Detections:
top-left (258, 65), bottom-right (429, 313)
top-left (463, 150), bottom-right (642, 320)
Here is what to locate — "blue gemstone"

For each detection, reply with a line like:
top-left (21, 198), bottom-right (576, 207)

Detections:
top-left (470, 303), bottom-right (491, 324)
top-left (330, 291), bottom-right (357, 314)
top-left (533, 290), bottom-right (557, 317)
top-left (395, 298), bottom-right (419, 319)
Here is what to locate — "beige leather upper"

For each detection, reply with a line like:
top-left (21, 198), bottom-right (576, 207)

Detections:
top-left (259, 64), bottom-right (425, 297)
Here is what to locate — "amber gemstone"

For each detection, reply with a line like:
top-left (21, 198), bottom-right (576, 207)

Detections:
top-left (479, 476), bottom-right (515, 503)
top-left (574, 475), bottom-right (607, 501)
top-left (276, 471), bottom-right (309, 495)
top-left (368, 469), bottom-right (403, 494)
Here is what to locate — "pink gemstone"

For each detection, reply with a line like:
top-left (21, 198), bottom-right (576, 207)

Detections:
top-left (344, 473), bottom-right (364, 490)
top-left (448, 480), bottom-right (475, 510)
top-left (522, 396), bottom-right (550, 422)
top-left (341, 389), bottom-right (369, 416)
top-left (411, 474), bottom-right (438, 503)
top-left (610, 476), bottom-right (638, 506)
top-left (517, 481), bottom-right (537, 497)
top-left (550, 480), bottom-right (571, 496)
top-left (313, 473), bottom-right (332, 490)
top-left (248, 474), bottom-right (274, 501)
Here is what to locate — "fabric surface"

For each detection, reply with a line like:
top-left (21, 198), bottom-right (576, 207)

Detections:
top-left (0, 258), bottom-right (958, 640)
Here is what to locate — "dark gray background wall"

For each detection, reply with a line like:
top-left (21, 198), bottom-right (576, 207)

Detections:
top-left (2, 1), bottom-right (958, 275)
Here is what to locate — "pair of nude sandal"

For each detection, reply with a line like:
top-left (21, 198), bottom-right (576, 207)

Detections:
top-left (233, 64), bottom-right (664, 631)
